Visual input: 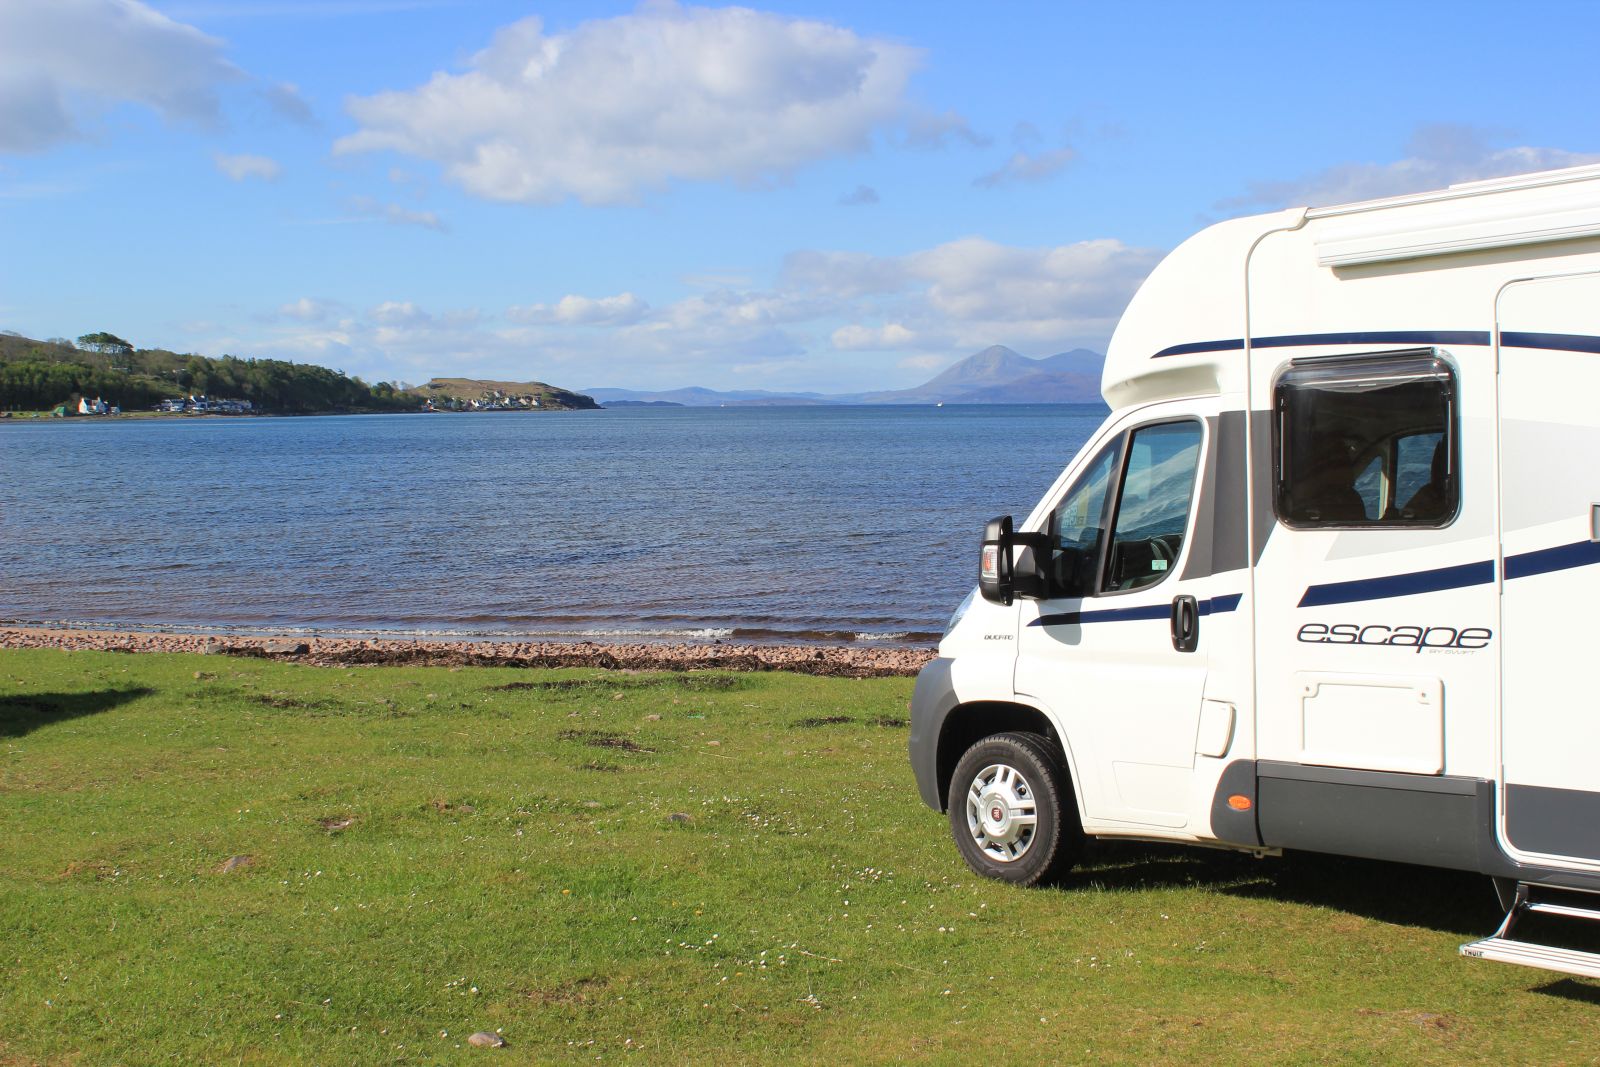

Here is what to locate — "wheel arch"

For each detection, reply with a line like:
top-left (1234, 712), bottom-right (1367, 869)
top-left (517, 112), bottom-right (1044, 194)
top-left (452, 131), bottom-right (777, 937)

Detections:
top-left (935, 700), bottom-right (1078, 814)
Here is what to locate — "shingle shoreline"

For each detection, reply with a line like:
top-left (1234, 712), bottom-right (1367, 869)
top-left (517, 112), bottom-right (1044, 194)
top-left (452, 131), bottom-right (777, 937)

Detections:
top-left (0, 627), bottom-right (936, 679)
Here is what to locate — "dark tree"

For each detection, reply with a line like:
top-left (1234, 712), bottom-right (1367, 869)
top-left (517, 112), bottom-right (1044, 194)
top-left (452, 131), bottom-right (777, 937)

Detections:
top-left (76, 332), bottom-right (134, 355)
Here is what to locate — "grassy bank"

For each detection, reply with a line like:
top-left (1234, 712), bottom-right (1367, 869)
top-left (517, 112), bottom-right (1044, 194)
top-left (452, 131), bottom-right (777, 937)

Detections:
top-left (1, 649), bottom-right (1595, 1064)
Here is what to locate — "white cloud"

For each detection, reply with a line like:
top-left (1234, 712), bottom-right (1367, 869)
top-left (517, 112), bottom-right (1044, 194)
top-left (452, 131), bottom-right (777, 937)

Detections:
top-left (368, 300), bottom-right (430, 327)
top-left (334, 4), bottom-right (922, 205)
top-left (207, 231), bottom-right (1160, 391)
top-left (786, 235), bottom-right (1160, 345)
top-left (1224, 123), bottom-right (1600, 210)
top-left (215, 152), bottom-right (281, 181)
top-left (278, 296), bottom-right (341, 322)
top-left (509, 292), bottom-right (649, 326)
top-left (0, 0), bottom-right (240, 153)
top-left (831, 322), bottom-right (916, 350)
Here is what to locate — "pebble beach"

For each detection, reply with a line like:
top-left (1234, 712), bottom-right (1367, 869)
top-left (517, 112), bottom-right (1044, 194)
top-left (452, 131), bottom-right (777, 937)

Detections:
top-left (0, 626), bottom-right (937, 679)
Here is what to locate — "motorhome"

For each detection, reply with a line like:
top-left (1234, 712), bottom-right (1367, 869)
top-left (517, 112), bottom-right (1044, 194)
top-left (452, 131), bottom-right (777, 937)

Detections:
top-left (909, 163), bottom-right (1600, 979)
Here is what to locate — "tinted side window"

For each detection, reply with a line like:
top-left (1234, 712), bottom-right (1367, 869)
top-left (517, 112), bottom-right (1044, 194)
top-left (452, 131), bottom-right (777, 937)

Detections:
top-left (1104, 422), bottom-right (1202, 592)
top-left (1275, 352), bottom-right (1457, 527)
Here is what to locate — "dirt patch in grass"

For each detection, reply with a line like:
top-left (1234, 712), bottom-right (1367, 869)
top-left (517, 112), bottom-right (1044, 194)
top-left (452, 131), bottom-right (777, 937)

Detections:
top-left (56, 859), bottom-right (116, 881)
top-left (793, 715), bottom-right (852, 728)
top-left (429, 799), bottom-right (476, 815)
top-left (557, 729), bottom-right (653, 753)
top-left (580, 760), bottom-right (623, 773)
top-left (317, 816), bottom-right (357, 832)
top-left (250, 693), bottom-right (343, 712)
top-left (870, 715), bottom-right (909, 728)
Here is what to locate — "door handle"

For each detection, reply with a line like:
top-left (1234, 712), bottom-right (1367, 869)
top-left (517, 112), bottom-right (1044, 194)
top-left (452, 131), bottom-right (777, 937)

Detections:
top-left (1171, 595), bottom-right (1199, 653)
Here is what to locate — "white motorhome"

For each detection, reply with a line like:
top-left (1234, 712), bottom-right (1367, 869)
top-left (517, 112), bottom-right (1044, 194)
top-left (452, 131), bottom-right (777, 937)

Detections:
top-left (910, 163), bottom-right (1600, 979)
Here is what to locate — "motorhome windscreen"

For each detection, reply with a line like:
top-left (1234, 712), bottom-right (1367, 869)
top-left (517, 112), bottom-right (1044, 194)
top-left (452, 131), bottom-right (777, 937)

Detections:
top-left (1274, 352), bottom-right (1458, 528)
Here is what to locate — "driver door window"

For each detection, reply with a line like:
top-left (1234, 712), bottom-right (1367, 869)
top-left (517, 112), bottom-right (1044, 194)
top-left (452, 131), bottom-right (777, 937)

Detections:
top-left (1104, 422), bottom-right (1203, 593)
top-left (1044, 420), bottom-right (1203, 598)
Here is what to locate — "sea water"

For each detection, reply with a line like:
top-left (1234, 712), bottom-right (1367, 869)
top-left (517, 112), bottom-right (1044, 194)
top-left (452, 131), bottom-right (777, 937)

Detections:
top-left (0, 405), bottom-right (1105, 645)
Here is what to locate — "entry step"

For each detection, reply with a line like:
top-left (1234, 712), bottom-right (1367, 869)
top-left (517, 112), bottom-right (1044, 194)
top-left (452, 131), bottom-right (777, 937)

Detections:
top-left (1461, 881), bottom-right (1600, 979)
top-left (1461, 937), bottom-right (1600, 980)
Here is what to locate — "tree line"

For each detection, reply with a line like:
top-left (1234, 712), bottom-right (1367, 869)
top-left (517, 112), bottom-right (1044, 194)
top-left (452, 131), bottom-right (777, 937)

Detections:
top-left (0, 332), bottom-right (418, 414)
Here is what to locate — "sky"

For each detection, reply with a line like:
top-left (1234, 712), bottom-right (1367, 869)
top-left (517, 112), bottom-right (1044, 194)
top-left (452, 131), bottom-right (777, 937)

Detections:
top-left (2, 1), bottom-right (1598, 394)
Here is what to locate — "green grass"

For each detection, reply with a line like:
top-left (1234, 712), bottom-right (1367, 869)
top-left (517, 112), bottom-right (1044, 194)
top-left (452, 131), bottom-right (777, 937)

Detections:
top-left (1, 649), bottom-right (1596, 1064)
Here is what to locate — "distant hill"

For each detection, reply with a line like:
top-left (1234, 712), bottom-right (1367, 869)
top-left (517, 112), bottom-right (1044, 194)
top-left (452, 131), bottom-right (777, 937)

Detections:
top-left (588, 345), bottom-right (1107, 408)
top-left (0, 330), bottom-right (416, 414)
top-left (410, 377), bottom-right (599, 411)
top-left (584, 385), bottom-right (835, 407)
top-left (861, 345), bottom-right (1106, 404)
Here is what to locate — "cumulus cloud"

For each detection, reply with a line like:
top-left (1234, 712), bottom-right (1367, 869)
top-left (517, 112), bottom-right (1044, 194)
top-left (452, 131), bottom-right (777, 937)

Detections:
top-left (1223, 123), bottom-right (1600, 210)
top-left (368, 300), bottom-right (430, 327)
top-left (215, 152), bottom-right (281, 181)
top-left (334, 4), bottom-right (922, 204)
top-left (789, 235), bottom-right (1160, 353)
top-left (0, 0), bottom-right (240, 153)
top-left (214, 231), bottom-right (1161, 390)
top-left (278, 296), bottom-right (341, 322)
top-left (831, 322), bottom-right (916, 350)
top-left (508, 292), bottom-right (649, 326)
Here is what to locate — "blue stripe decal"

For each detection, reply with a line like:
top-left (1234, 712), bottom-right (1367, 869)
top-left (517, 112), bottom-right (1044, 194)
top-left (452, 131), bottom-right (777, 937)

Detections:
top-left (1500, 331), bottom-right (1600, 355)
top-left (1505, 540), bottom-right (1600, 580)
top-left (1296, 541), bottom-right (1600, 608)
top-left (1031, 593), bottom-right (1241, 628)
top-left (1206, 593), bottom-right (1243, 614)
top-left (1153, 329), bottom-right (1491, 360)
top-left (1297, 560), bottom-right (1494, 608)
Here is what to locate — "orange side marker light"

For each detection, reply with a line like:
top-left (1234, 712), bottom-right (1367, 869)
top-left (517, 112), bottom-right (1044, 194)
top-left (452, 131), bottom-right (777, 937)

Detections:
top-left (1226, 794), bottom-right (1253, 811)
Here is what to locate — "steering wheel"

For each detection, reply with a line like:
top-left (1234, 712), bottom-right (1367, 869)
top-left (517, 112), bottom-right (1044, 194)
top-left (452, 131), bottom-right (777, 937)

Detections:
top-left (1148, 536), bottom-right (1177, 564)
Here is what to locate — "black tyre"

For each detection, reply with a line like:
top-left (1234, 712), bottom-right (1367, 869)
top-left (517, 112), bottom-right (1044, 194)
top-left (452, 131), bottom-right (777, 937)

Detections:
top-left (947, 731), bottom-right (1083, 886)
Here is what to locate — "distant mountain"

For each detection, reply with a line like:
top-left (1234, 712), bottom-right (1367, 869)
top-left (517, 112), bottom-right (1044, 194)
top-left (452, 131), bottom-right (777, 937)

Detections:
top-left (587, 344), bottom-right (1107, 408)
top-left (861, 345), bottom-right (1106, 404)
top-left (584, 385), bottom-right (837, 407)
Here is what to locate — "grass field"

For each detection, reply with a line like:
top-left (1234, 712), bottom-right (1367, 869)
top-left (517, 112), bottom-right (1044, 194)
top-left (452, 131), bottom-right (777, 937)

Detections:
top-left (2, 648), bottom-right (1597, 1064)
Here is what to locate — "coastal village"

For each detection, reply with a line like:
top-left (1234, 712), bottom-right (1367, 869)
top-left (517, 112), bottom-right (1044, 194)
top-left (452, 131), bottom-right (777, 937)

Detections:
top-left (421, 388), bottom-right (543, 412)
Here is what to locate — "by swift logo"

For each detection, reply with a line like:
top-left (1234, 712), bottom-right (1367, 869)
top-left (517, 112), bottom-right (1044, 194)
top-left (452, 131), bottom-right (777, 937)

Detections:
top-left (1296, 622), bottom-right (1493, 652)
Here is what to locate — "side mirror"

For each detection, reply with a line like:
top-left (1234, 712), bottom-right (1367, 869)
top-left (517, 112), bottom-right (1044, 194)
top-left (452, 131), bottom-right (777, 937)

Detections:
top-left (979, 516), bottom-right (1015, 605)
top-left (980, 516), bottom-right (1049, 605)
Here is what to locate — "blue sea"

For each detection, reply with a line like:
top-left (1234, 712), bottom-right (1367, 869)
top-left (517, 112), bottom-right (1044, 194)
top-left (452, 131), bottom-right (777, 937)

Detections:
top-left (0, 405), bottom-right (1106, 645)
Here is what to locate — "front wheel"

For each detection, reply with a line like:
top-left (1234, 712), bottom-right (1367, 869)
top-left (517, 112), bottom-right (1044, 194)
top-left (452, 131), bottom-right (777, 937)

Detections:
top-left (947, 731), bottom-right (1082, 886)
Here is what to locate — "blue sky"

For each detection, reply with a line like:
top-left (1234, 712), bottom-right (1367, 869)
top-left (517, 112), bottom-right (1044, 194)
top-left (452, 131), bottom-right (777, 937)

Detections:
top-left (2, 1), bottom-right (1598, 393)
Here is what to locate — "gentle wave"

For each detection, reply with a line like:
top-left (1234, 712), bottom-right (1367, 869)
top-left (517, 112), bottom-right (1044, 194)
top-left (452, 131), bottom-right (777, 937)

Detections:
top-left (0, 617), bottom-right (936, 646)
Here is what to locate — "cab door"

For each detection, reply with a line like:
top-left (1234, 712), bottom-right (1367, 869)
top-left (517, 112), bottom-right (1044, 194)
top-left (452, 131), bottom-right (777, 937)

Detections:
top-left (1014, 400), bottom-right (1223, 829)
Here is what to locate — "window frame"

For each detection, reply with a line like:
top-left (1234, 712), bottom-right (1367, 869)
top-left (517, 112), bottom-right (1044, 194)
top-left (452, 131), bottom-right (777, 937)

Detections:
top-left (1045, 416), bottom-right (1206, 600)
top-left (1271, 348), bottom-right (1461, 531)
